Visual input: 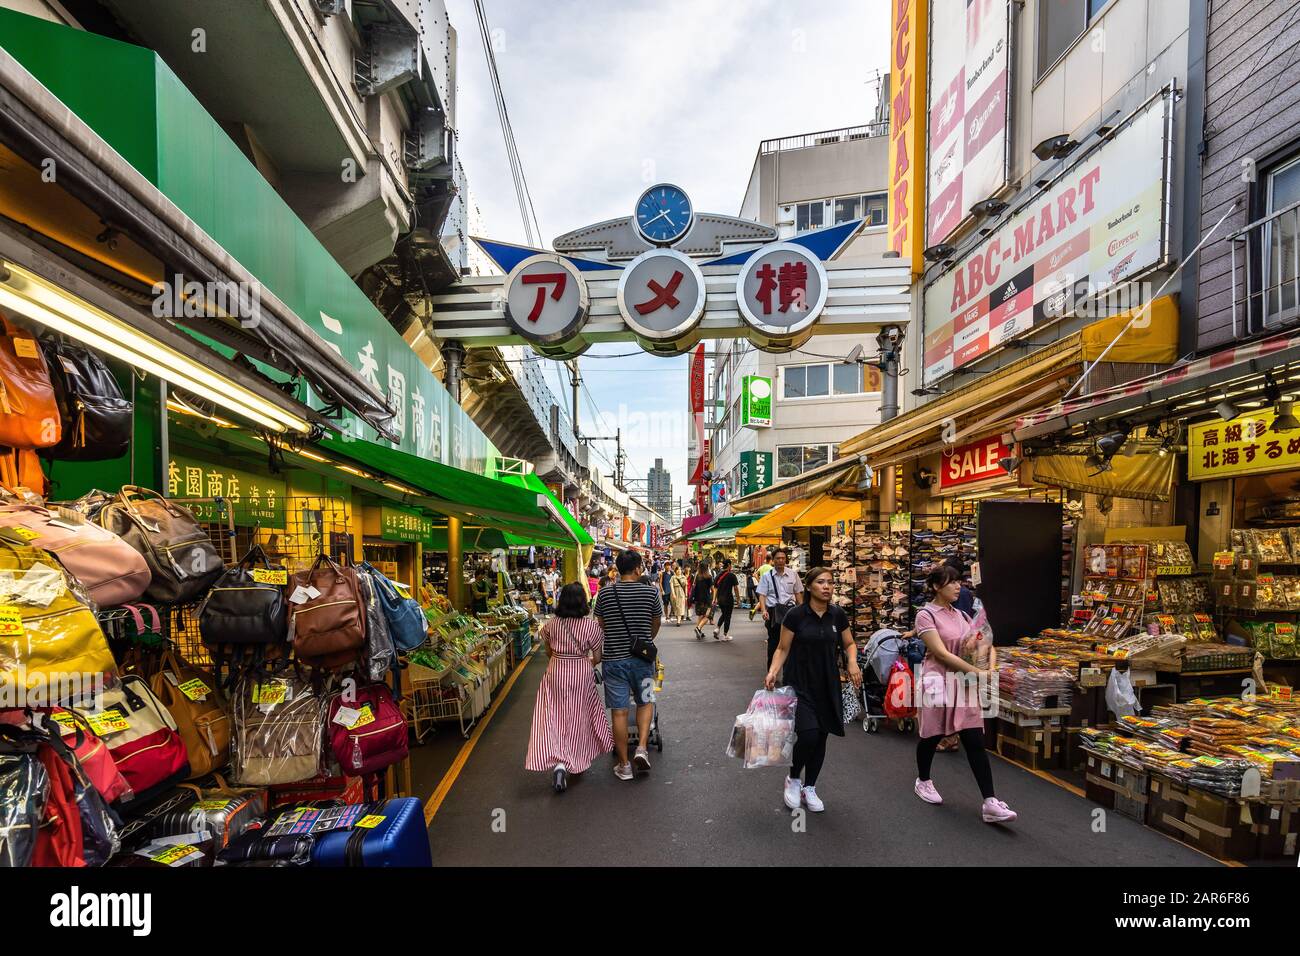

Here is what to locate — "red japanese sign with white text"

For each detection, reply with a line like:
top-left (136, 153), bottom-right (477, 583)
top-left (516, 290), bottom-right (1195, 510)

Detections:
top-left (938, 434), bottom-right (1013, 489)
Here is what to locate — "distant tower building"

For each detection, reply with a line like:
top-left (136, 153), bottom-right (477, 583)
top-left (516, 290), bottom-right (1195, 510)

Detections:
top-left (647, 458), bottom-right (673, 518)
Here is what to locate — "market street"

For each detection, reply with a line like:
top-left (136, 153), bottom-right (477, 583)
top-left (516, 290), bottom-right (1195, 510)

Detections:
top-left (425, 616), bottom-right (1217, 867)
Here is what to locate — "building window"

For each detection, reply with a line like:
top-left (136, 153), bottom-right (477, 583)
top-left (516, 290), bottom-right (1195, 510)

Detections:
top-left (796, 201), bottom-right (825, 232)
top-left (864, 193), bottom-right (887, 226)
top-left (783, 362), bottom-right (881, 399)
top-left (1037, 0), bottom-right (1107, 81)
top-left (777, 444), bottom-right (830, 479)
top-left (833, 192), bottom-right (888, 226)
top-left (1264, 154), bottom-right (1300, 322)
top-left (833, 196), bottom-right (861, 224)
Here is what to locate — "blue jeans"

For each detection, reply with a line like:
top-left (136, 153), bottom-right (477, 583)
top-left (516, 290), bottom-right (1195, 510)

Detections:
top-left (602, 656), bottom-right (655, 710)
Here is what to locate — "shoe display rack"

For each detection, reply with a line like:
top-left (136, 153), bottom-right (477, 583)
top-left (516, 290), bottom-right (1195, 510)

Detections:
top-left (850, 521), bottom-right (913, 638)
top-left (909, 515), bottom-right (978, 614)
top-left (829, 525), bottom-right (854, 609)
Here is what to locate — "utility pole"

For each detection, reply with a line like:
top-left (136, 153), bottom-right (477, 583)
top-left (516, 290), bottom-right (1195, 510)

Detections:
top-left (567, 358), bottom-right (580, 439)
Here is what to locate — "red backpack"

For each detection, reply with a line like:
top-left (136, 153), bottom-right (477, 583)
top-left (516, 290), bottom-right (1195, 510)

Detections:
top-left (884, 660), bottom-right (917, 720)
top-left (327, 682), bottom-right (407, 781)
top-left (31, 740), bottom-right (84, 867)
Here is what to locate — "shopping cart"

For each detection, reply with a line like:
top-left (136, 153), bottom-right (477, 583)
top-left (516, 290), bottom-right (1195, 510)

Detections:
top-left (624, 657), bottom-right (665, 753)
top-left (859, 629), bottom-right (921, 734)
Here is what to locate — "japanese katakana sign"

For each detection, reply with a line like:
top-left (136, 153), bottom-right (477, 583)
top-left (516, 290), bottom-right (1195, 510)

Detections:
top-left (167, 454), bottom-right (286, 527)
top-left (616, 249), bottom-right (706, 342)
top-left (736, 243), bottom-right (828, 336)
top-left (1188, 411), bottom-right (1300, 481)
top-left (503, 254), bottom-right (589, 344)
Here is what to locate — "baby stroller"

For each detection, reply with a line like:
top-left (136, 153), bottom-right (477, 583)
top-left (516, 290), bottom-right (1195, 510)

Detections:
top-left (859, 628), bottom-right (922, 733)
top-left (624, 658), bottom-right (665, 753)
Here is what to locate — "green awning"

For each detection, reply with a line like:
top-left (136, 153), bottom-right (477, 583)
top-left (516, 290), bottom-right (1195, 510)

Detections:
top-left (426, 526), bottom-right (557, 552)
top-left (683, 513), bottom-right (768, 542)
top-left (320, 436), bottom-right (578, 544)
top-left (496, 472), bottom-right (594, 546)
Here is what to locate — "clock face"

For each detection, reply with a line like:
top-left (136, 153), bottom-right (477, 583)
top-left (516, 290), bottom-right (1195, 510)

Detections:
top-left (635, 183), bottom-right (693, 245)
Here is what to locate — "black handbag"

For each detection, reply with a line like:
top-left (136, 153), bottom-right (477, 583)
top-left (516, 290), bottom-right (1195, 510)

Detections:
top-left (609, 583), bottom-right (657, 663)
top-left (198, 544), bottom-right (289, 650)
top-left (39, 338), bottom-right (132, 461)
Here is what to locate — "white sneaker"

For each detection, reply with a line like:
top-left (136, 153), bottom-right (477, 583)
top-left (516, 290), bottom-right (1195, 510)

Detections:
top-left (914, 778), bottom-right (943, 804)
top-left (783, 776), bottom-right (802, 809)
top-left (633, 749), bottom-right (651, 776)
top-left (614, 762), bottom-right (633, 781)
top-left (981, 797), bottom-right (1017, 823)
top-left (801, 786), bottom-right (825, 812)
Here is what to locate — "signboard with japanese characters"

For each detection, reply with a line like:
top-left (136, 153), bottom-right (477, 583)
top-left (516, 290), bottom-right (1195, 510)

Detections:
top-left (739, 450), bottom-right (773, 496)
top-left (1188, 412), bottom-right (1300, 481)
top-left (503, 254), bottom-right (590, 345)
top-left (741, 375), bottom-right (772, 428)
top-left (688, 343), bottom-right (706, 485)
top-left (380, 505), bottom-right (434, 544)
top-left (736, 244), bottom-right (829, 336)
top-left (616, 249), bottom-right (706, 342)
top-left (922, 88), bottom-right (1171, 385)
top-left (927, 0), bottom-right (1010, 246)
top-left (167, 455), bottom-right (286, 527)
top-left (938, 434), bottom-right (1014, 489)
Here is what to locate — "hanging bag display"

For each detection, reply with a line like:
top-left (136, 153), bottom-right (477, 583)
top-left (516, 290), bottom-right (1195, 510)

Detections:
top-left (97, 486), bottom-right (224, 604)
top-left (0, 732), bottom-right (46, 867)
top-left (0, 500), bottom-right (151, 607)
top-left (38, 338), bottom-right (132, 461)
top-left (230, 670), bottom-right (325, 786)
top-left (358, 561), bottom-right (427, 651)
top-left (45, 708), bottom-right (132, 805)
top-left (0, 310), bottom-right (61, 449)
top-left (149, 647), bottom-right (230, 779)
top-left (356, 570), bottom-right (396, 682)
top-left (326, 681), bottom-right (407, 779)
top-left (289, 555), bottom-right (366, 670)
top-left (198, 544), bottom-right (289, 665)
top-left (74, 674), bottom-right (191, 807)
top-left (0, 540), bottom-right (117, 697)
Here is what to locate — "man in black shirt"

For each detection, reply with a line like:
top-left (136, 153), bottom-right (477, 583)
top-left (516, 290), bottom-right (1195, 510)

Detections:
top-left (712, 559), bottom-right (739, 641)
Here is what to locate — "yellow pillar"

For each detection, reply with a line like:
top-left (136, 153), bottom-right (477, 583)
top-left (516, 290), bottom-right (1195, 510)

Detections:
top-left (563, 547), bottom-right (583, 588)
top-left (447, 516), bottom-right (464, 610)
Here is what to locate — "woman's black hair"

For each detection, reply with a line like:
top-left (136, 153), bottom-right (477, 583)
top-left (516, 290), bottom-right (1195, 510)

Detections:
top-left (554, 582), bottom-right (589, 618)
top-left (926, 564), bottom-right (962, 598)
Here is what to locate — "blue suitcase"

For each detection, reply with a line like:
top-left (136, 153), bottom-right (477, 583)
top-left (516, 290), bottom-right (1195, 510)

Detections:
top-left (309, 797), bottom-right (431, 867)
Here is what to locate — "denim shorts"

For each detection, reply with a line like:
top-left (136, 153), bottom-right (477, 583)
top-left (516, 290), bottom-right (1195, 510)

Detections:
top-left (602, 656), bottom-right (656, 710)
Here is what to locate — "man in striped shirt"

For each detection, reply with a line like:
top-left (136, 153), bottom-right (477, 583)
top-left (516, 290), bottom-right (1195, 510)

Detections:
top-left (593, 550), bottom-right (662, 780)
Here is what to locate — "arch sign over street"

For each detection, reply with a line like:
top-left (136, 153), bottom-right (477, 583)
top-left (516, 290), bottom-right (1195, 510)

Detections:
top-left (427, 184), bottom-right (912, 358)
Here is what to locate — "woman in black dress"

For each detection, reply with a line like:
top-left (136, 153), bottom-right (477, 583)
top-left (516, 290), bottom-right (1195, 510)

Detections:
top-left (765, 567), bottom-right (861, 813)
top-left (690, 563), bottom-right (714, 641)
top-left (712, 559), bottom-right (739, 641)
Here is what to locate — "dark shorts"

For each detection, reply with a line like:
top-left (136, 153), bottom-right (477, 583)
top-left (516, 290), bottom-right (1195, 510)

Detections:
top-left (694, 601), bottom-right (711, 617)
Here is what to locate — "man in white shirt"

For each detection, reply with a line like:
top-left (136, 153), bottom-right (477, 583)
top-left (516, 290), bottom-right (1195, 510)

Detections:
top-left (755, 547), bottom-right (803, 667)
top-left (540, 567), bottom-right (559, 614)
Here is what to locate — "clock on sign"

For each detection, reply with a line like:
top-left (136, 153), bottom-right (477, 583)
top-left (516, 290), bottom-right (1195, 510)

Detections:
top-left (635, 183), bottom-right (693, 245)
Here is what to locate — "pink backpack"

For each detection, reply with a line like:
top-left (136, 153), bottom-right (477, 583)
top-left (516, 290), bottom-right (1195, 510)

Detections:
top-left (327, 682), bottom-right (407, 779)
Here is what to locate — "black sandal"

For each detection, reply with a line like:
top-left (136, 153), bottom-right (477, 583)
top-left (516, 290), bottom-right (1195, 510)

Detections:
top-left (553, 766), bottom-right (568, 793)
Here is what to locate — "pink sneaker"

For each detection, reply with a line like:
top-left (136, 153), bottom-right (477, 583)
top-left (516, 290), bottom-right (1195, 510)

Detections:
top-left (981, 798), bottom-right (1017, 823)
top-left (913, 778), bottom-right (942, 804)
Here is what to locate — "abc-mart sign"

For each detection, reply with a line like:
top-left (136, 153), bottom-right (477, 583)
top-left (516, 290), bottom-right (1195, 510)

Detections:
top-left (920, 85), bottom-right (1174, 385)
top-left (502, 245), bottom-right (829, 356)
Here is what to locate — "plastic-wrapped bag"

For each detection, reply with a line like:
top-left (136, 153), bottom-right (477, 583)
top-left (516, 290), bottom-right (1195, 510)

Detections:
top-left (726, 687), bottom-right (798, 768)
top-left (1105, 666), bottom-right (1139, 719)
top-left (231, 671), bottom-right (325, 786)
top-left (960, 599), bottom-right (994, 668)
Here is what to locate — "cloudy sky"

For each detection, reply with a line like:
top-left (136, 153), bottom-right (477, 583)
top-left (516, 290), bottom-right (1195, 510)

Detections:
top-left (446, 0), bottom-right (889, 514)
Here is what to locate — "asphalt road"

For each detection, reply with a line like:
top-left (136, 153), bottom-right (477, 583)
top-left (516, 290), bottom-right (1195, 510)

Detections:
top-left (424, 614), bottom-right (1218, 866)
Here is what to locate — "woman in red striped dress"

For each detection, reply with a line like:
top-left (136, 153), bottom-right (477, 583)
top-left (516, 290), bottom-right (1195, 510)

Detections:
top-left (525, 582), bottom-right (614, 792)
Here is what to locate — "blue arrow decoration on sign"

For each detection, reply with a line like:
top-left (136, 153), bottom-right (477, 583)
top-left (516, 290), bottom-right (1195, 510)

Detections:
top-left (471, 238), bottom-right (624, 274)
top-left (701, 218), bottom-right (866, 267)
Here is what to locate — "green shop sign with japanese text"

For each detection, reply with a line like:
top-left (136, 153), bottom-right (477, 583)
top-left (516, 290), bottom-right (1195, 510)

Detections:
top-left (380, 506), bottom-right (434, 544)
top-left (741, 376), bottom-right (772, 427)
top-left (739, 450), bottom-right (773, 495)
top-left (167, 455), bottom-right (286, 527)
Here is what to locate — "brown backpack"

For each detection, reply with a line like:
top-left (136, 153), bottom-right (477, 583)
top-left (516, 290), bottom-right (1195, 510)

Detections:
top-left (98, 486), bottom-right (225, 603)
top-left (289, 555), bottom-right (366, 670)
top-left (0, 313), bottom-right (61, 449)
top-left (149, 647), bottom-right (231, 779)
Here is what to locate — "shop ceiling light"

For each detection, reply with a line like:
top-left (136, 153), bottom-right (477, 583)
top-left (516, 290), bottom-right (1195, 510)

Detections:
top-left (998, 456), bottom-right (1020, 474)
top-left (0, 261), bottom-right (310, 434)
top-left (1095, 430), bottom-right (1128, 458)
top-left (1272, 400), bottom-right (1300, 432)
top-left (1215, 399), bottom-right (1239, 421)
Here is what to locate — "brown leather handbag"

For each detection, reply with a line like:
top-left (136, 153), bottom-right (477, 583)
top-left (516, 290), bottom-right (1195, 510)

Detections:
top-left (0, 313), bottom-right (61, 448)
top-left (289, 555), bottom-right (366, 670)
top-left (97, 486), bottom-right (225, 603)
top-left (149, 647), bottom-right (231, 780)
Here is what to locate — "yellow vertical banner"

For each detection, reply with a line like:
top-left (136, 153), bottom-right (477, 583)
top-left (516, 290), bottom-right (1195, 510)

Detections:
top-left (888, 0), bottom-right (927, 277)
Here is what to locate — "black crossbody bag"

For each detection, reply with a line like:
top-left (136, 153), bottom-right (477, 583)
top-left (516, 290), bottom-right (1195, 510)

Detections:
top-left (610, 583), bottom-right (658, 663)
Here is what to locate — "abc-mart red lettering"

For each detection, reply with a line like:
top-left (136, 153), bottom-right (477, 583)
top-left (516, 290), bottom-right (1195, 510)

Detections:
top-left (950, 165), bottom-right (1102, 312)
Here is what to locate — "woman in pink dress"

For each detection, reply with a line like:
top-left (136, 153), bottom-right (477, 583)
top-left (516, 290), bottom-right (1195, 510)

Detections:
top-left (912, 565), bottom-right (1017, 824)
top-left (525, 582), bottom-right (614, 793)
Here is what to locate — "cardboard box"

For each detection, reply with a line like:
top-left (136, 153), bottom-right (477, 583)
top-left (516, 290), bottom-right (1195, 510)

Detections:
top-left (1084, 754), bottom-right (1148, 822)
top-left (1146, 775), bottom-right (1259, 861)
top-left (995, 718), bottom-right (1064, 771)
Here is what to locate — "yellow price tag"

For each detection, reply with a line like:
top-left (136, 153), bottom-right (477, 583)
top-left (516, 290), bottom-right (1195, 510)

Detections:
top-left (354, 815), bottom-right (385, 829)
top-left (252, 683), bottom-right (288, 705)
top-left (0, 606), bottom-right (24, 639)
top-left (151, 844), bottom-right (200, 866)
top-left (0, 526), bottom-right (39, 542)
top-left (348, 705), bottom-right (375, 729)
top-left (49, 711), bottom-right (77, 735)
top-left (252, 568), bottom-right (289, 585)
top-left (87, 711), bottom-right (129, 736)
top-left (178, 678), bottom-right (211, 701)
top-left (194, 799), bottom-right (231, 811)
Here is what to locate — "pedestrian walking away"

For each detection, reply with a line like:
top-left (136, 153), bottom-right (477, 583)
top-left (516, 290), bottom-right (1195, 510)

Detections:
top-left (912, 565), bottom-right (1017, 824)
top-left (713, 558), bottom-right (739, 641)
top-left (669, 561), bottom-right (688, 625)
top-left (592, 550), bottom-right (662, 780)
top-left (690, 562), bottom-right (714, 640)
top-left (756, 547), bottom-right (801, 665)
top-left (765, 567), bottom-right (860, 812)
top-left (524, 583), bottom-right (614, 793)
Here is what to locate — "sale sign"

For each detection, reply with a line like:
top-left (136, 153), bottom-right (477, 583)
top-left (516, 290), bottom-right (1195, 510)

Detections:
top-left (938, 435), bottom-right (1014, 490)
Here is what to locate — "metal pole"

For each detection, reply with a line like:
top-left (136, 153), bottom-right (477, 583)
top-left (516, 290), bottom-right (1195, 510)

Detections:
top-left (568, 359), bottom-right (580, 439)
top-left (875, 327), bottom-right (902, 515)
top-left (446, 515), bottom-right (465, 610)
top-left (442, 339), bottom-right (466, 404)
